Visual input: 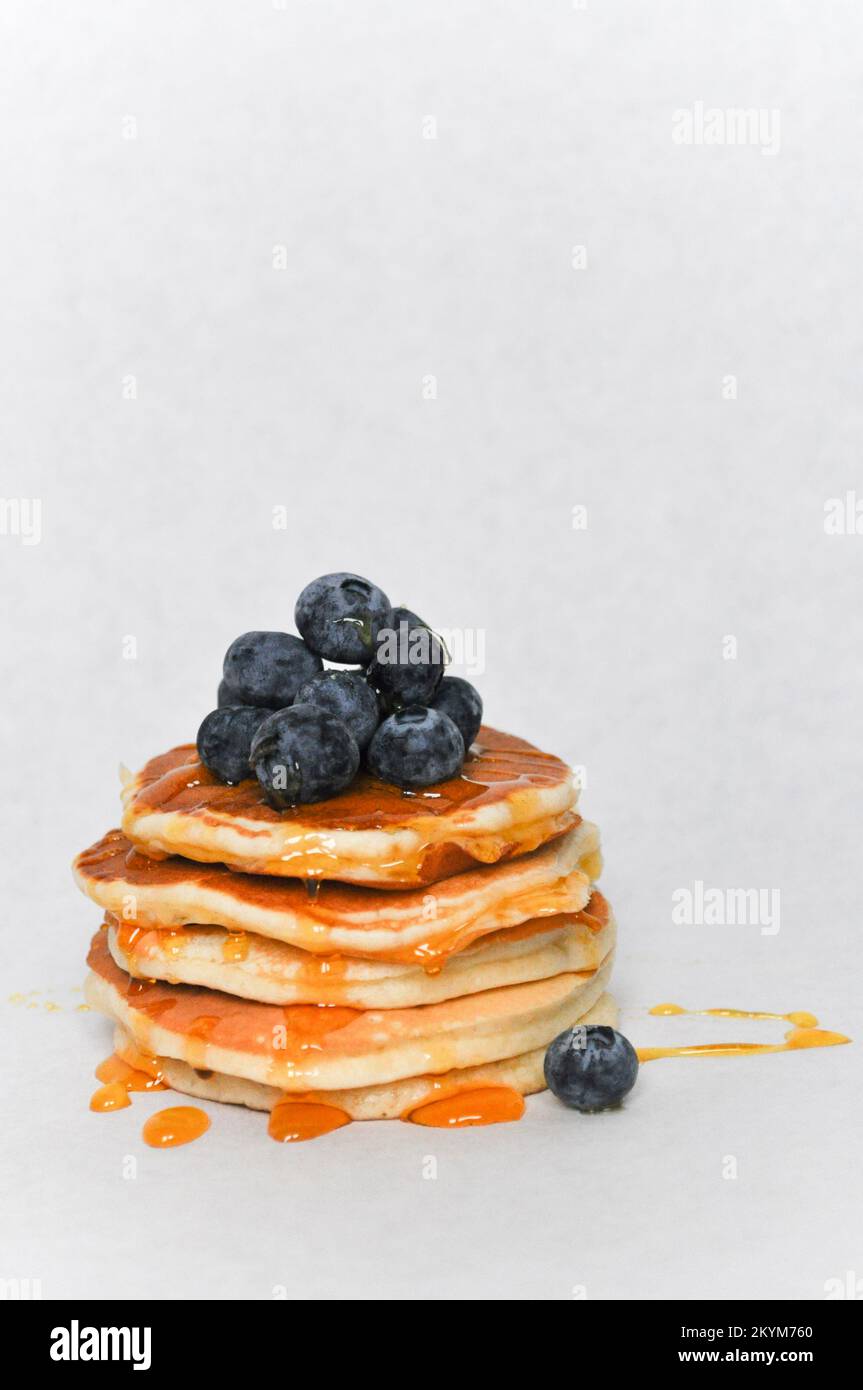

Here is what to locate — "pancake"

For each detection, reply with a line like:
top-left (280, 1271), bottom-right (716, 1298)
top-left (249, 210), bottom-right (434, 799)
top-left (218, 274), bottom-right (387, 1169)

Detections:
top-left (119, 726), bottom-right (578, 888)
top-left (105, 896), bottom-right (616, 1008)
top-left (110, 989), bottom-right (619, 1120)
top-left (74, 822), bottom-right (601, 966)
top-left (85, 931), bottom-right (615, 1092)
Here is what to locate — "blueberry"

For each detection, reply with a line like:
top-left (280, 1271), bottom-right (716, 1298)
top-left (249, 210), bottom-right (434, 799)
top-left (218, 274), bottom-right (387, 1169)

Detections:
top-left (293, 670), bottom-right (380, 751)
top-left (430, 676), bottom-right (483, 751)
top-left (295, 573), bottom-right (392, 665)
top-left (197, 706), bottom-right (275, 784)
top-left (249, 705), bottom-right (360, 807)
top-left (543, 1026), bottom-right (639, 1112)
top-left (366, 607), bottom-right (446, 707)
top-left (365, 706), bottom-right (464, 789)
top-left (223, 631), bottom-right (322, 708)
top-left (217, 677), bottom-right (240, 708)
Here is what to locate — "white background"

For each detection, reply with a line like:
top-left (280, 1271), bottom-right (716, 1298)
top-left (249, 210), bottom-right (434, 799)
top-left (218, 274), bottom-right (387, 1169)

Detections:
top-left (1, 0), bottom-right (861, 1300)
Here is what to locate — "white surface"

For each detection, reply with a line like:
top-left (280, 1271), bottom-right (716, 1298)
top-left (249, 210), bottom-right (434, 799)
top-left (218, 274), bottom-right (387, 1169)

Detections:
top-left (1, 0), bottom-right (861, 1300)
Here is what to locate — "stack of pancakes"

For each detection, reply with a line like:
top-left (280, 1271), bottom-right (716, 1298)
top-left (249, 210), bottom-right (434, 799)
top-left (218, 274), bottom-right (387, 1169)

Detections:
top-left (75, 727), bottom-right (617, 1128)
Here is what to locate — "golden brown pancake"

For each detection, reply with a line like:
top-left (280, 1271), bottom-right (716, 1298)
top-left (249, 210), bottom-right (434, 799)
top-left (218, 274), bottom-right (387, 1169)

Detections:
top-left (110, 991), bottom-right (619, 1121)
top-left (85, 931), bottom-right (614, 1092)
top-left (74, 822), bottom-right (601, 966)
top-left (119, 727), bottom-right (578, 888)
top-left (104, 897), bottom-right (616, 1008)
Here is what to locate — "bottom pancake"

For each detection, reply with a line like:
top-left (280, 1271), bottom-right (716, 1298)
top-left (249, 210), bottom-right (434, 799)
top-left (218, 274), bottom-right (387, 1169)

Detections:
top-left (111, 990), bottom-right (618, 1121)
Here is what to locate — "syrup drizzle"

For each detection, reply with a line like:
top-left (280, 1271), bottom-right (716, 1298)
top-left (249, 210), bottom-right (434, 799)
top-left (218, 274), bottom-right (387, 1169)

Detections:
top-left (650, 1002), bottom-right (818, 1027)
top-left (408, 890), bottom-right (611, 974)
top-left (110, 892), bottom-right (602, 975)
top-left (83, 831), bottom-right (599, 974)
top-left (638, 1003), bottom-right (850, 1063)
top-left (221, 931), bottom-right (249, 962)
top-left (123, 729), bottom-right (577, 887)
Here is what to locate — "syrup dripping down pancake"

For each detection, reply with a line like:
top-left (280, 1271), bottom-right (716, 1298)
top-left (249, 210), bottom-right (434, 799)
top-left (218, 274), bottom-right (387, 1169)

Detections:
top-left (119, 727), bottom-right (578, 888)
top-left (74, 822), bottom-right (601, 965)
top-left (109, 989), bottom-right (619, 1122)
top-left (85, 931), bottom-right (615, 1093)
top-left (104, 895), bottom-right (616, 1008)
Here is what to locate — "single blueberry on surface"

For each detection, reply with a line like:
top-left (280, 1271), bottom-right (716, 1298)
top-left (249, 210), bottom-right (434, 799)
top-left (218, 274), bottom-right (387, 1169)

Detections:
top-left (295, 573), bottom-right (392, 665)
top-left (197, 706), bottom-right (275, 784)
top-left (365, 706), bottom-right (464, 790)
top-left (222, 631), bottom-right (322, 708)
top-left (543, 1025), bottom-right (639, 1112)
top-left (430, 676), bottom-right (483, 751)
top-left (293, 670), bottom-right (380, 751)
top-left (366, 607), bottom-right (446, 707)
top-left (249, 704), bottom-right (360, 807)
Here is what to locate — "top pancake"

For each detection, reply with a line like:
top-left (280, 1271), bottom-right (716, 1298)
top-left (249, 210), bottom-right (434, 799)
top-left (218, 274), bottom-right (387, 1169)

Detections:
top-left (120, 726), bottom-right (578, 888)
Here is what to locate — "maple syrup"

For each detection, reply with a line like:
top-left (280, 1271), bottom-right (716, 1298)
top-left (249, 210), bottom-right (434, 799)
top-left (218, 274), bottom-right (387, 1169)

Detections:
top-left (78, 826), bottom-right (591, 969)
top-left (221, 930), bottom-right (249, 962)
top-left (89, 1081), bottom-right (131, 1112)
top-left (142, 1106), bottom-right (210, 1148)
top-left (132, 729), bottom-right (570, 830)
top-left (95, 1053), bottom-right (166, 1092)
top-left (267, 1097), bottom-right (352, 1143)
top-left (113, 1039), bottom-right (167, 1081)
top-left (123, 728), bottom-right (579, 886)
top-left (650, 1002), bottom-right (818, 1027)
top-left (404, 1084), bottom-right (525, 1128)
top-left (638, 1003), bottom-right (850, 1063)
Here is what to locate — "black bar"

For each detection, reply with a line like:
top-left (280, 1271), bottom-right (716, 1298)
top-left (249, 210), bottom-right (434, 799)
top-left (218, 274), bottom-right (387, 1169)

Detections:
top-left (0, 1297), bottom-right (855, 1370)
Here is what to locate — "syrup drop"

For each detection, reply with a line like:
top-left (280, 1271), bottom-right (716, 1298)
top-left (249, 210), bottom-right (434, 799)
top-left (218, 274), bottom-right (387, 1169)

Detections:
top-left (95, 1054), bottom-right (167, 1093)
top-left (89, 1081), bottom-right (131, 1112)
top-left (114, 1041), bottom-right (166, 1080)
top-left (404, 1084), bottom-right (525, 1128)
top-left (267, 1098), bottom-right (352, 1143)
top-left (116, 921), bottom-right (143, 954)
top-left (142, 1106), bottom-right (210, 1148)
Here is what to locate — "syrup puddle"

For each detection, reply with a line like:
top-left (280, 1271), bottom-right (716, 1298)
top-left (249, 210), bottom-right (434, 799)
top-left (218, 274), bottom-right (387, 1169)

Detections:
top-left (638, 1003), bottom-right (850, 1063)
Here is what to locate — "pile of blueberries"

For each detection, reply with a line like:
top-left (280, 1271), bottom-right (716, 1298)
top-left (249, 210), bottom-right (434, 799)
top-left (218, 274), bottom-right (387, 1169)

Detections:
top-left (197, 572), bottom-right (483, 807)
